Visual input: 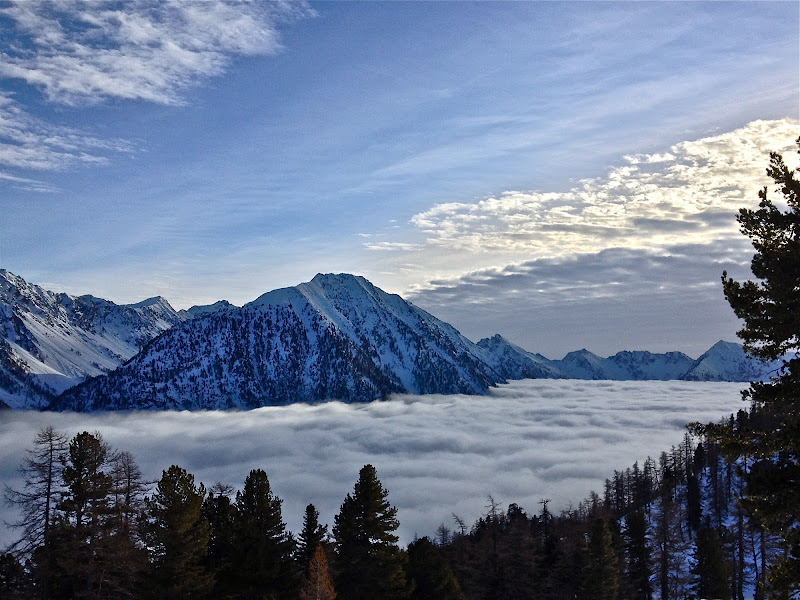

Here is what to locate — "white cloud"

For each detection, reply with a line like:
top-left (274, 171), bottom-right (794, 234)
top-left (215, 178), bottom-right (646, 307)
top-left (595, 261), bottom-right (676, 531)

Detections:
top-left (0, 1), bottom-right (313, 105)
top-left (0, 92), bottom-right (134, 171)
top-left (0, 380), bottom-right (746, 548)
top-left (408, 119), bottom-right (798, 259)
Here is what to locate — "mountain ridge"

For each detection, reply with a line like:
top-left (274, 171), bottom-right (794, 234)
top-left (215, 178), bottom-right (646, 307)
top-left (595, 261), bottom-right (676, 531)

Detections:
top-left (0, 269), bottom-right (782, 411)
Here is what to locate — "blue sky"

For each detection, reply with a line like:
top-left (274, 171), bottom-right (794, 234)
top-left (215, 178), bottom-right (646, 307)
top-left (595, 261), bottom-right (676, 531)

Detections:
top-left (0, 1), bottom-right (798, 357)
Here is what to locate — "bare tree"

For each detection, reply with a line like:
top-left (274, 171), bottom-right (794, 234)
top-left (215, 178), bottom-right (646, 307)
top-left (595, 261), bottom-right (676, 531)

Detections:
top-left (4, 426), bottom-right (68, 557)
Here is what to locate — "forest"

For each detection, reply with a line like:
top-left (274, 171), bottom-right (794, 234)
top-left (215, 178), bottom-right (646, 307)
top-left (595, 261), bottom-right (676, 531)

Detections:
top-left (0, 415), bottom-right (791, 600)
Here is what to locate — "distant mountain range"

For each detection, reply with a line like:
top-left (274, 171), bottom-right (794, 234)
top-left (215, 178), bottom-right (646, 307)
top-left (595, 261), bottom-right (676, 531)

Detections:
top-left (0, 269), bottom-right (782, 411)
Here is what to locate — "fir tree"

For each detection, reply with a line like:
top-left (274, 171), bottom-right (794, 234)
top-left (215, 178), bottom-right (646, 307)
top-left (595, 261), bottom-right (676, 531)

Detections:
top-left (406, 537), bottom-right (465, 600)
top-left (333, 464), bottom-right (407, 600)
top-left (691, 527), bottom-right (732, 599)
top-left (231, 468), bottom-right (297, 600)
top-left (141, 465), bottom-right (212, 600)
top-left (297, 503), bottom-right (328, 573)
top-left (581, 518), bottom-right (618, 600)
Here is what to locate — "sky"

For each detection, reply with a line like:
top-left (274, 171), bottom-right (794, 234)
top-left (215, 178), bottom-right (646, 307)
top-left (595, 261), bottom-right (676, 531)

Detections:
top-left (0, 1), bottom-right (798, 358)
top-left (0, 379), bottom-right (748, 548)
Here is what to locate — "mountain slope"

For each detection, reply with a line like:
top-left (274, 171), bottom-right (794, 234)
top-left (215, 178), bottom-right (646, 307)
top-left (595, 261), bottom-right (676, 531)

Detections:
top-left (681, 340), bottom-right (781, 382)
top-left (54, 274), bottom-right (503, 410)
top-left (0, 269), bottom-right (187, 408)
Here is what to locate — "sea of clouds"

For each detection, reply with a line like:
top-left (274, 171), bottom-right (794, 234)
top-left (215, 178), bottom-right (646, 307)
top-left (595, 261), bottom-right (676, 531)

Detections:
top-left (0, 380), bottom-right (747, 548)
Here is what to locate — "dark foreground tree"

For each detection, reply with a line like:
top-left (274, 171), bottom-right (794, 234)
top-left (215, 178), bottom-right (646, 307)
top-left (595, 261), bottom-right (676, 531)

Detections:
top-left (333, 464), bottom-right (407, 600)
top-left (3, 426), bottom-right (67, 598)
top-left (231, 468), bottom-right (297, 599)
top-left (700, 138), bottom-right (800, 595)
top-left (581, 518), bottom-right (618, 600)
top-left (141, 465), bottom-right (212, 600)
top-left (406, 537), bottom-right (465, 600)
top-left (297, 503), bottom-right (328, 573)
top-left (691, 527), bottom-right (731, 599)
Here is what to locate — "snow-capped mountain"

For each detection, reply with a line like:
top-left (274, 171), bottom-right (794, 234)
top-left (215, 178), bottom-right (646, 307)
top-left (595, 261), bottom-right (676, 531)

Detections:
top-left (681, 340), bottom-right (781, 382)
top-left (475, 334), bottom-right (776, 382)
top-left (475, 334), bottom-right (564, 380)
top-left (0, 269), bottom-right (187, 408)
top-left (53, 274), bottom-right (503, 410)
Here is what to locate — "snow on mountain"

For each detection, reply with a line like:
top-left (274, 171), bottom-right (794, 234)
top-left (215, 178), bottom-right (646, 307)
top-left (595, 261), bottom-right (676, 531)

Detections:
top-left (178, 300), bottom-right (235, 319)
top-left (475, 335), bottom-right (769, 382)
top-left (0, 269), bottom-right (186, 409)
top-left (681, 340), bottom-right (782, 382)
top-left (476, 334), bottom-right (564, 380)
top-left (53, 273), bottom-right (503, 411)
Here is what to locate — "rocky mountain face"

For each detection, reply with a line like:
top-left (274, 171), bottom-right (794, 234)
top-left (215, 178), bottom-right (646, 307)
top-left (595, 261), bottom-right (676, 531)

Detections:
top-left (2, 269), bottom-right (784, 412)
top-left (475, 334), bottom-right (779, 382)
top-left (0, 269), bottom-right (232, 409)
top-left (53, 274), bottom-right (502, 410)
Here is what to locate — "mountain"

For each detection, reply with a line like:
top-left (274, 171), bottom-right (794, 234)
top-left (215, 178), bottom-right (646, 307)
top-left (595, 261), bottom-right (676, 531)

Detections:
top-left (0, 269), bottom-right (187, 408)
top-left (681, 340), bottom-right (781, 382)
top-left (476, 334), bottom-right (564, 380)
top-left (53, 274), bottom-right (503, 411)
top-left (476, 335), bottom-right (774, 382)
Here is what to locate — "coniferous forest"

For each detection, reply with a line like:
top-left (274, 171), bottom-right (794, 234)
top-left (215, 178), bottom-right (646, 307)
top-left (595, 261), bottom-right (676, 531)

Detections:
top-left (2, 143), bottom-right (798, 599)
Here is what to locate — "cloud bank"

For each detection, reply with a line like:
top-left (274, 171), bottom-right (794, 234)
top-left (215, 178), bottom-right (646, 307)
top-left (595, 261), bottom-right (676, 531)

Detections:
top-left (1, 380), bottom-right (746, 548)
top-left (405, 119), bottom-right (797, 260)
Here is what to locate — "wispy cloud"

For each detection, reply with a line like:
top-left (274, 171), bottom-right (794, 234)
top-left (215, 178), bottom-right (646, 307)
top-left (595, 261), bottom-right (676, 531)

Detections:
top-left (0, 92), bottom-right (135, 172)
top-left (0, 1), bottom-right (313, 105)
top-left (407, 119), bottom-right (798, 259)
top-left (0, 380), bottom-right (746, 549)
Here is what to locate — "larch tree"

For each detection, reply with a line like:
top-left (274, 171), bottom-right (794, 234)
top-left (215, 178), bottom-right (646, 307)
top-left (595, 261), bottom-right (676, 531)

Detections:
top-left (299, 543), bottom-right (337, 600)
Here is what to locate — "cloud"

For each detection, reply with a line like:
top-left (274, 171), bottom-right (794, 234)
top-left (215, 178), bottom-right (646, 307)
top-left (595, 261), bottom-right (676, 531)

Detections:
top-left (0, 92), bottom-right (134, 171)
top-left (0, 380), bottom-right (746, 549)
top-left (407, 119), bottom-right (798, 259)
top-left (0, 1), bottom-right (313, 105)
top-left (406, 238), bottom-right (754, 358)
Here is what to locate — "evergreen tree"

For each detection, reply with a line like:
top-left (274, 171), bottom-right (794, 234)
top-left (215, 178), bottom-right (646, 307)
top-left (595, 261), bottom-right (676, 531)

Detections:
top-left (52, 431), bottom-right (115, 599)
top-left (230, 468), bottom-right (297, 600)
top-left (406, 537), bottom-right (465, 600)
top-left (691, 527), bottom-right (732, 599)
top-left (624, 511), bottom-right (652, 600)
top-left (201, 483), bottom-right (239, 595)
top-left (333, 464), bottom-right (407, 600)
top-left (581, 518), bottom-right (618, 600)
top-left (141, 465), bottom-right (212, 600)
top-left (299, 543), bottom-right (337, 600)
top-left (701, 138), bottom-right (800, 594)
top-left (297, 503), bottom-right (328, 572)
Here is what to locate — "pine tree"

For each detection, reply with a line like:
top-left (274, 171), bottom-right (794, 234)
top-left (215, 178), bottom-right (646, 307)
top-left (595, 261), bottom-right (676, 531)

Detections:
top-left (297, 503), bottom-right (328, 573)
top-left (624, 511), bottom-right (652, 600)
top-left (700, 138), bottom-right (800, 594)
top-left (231, 468), bottom-right (297, 600)
top-left (299, 543), bottom-right (337, 600)
top-left (406, 537), bottom-right (465, 600)
top-left (202, 483), bottom-right (238, 595)
top-left (581, 518), bottom-right (618, 600)
top-left (333, 464), bottom-right (407, 600)
top-left (141, 465), bottom-right (212, 600)
top-left (691, 527), bottom-right (732, 599)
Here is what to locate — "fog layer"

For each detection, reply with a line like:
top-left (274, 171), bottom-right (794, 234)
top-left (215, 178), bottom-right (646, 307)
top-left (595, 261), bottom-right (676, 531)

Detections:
top-left (0, 380), bottom-right (746, 547)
